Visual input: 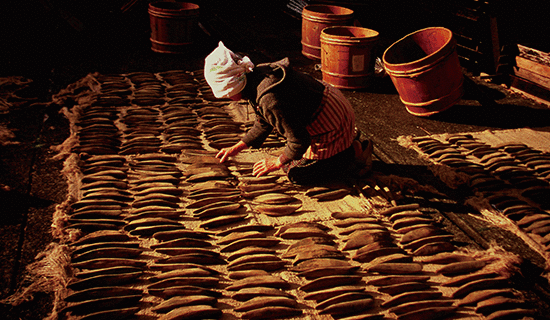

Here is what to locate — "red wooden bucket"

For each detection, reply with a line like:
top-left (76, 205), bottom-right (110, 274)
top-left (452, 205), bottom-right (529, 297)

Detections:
top-left (301, 5), bottom-right (354, 60)
top-left (321, 26), bottom-right (379, 89)
top-left (148, 1), bottom-right (199, 54)
top-left (382, 27), bottom-right (464, 116)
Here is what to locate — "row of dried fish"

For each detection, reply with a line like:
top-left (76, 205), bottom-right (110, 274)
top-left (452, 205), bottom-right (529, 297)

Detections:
top-left (67, 155), bottom-right (132, 233)
top-left (413, 136), bottom-right (550, 254)
top-left (329, 210), bottom-right (448, 318)
top-left (62, 230), bottom-right (146, 319)
top-left (73, 104), bottom-right (122, 155)
top-left (277, 220), bottom-right (382, 319)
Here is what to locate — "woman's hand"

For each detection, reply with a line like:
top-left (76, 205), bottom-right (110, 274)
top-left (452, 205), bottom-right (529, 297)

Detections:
top-left (216, 140), bottom-right (248, 163)
top-left (253, 157), bottom-right (283, 177)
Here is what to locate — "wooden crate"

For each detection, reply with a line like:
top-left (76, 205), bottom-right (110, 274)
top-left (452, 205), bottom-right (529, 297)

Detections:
top-left (510, 44), bottom-right (550, 107)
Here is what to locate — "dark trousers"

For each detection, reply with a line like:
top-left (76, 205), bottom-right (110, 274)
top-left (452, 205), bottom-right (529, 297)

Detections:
top-left (283, 145), bottom-right (356, 185)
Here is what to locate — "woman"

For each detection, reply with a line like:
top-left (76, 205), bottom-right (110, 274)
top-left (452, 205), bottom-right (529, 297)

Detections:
top-left (204, 41), bottom-right (371, 185)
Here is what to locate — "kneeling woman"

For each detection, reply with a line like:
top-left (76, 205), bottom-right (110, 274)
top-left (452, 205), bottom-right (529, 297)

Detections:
top-left (204, 42), bottom-right (370, 185)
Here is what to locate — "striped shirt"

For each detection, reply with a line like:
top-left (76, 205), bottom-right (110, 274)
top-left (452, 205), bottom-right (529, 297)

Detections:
top-left (303, 84), bottom-right (356, 160)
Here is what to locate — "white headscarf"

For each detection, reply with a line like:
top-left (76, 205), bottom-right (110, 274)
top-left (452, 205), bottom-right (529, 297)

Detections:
top-left (204, 41), bottom-right (255, 99)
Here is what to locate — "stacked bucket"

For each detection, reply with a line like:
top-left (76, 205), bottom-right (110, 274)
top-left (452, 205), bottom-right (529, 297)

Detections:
top-left (301, 5), bottom-right (464, 116)
top-left (301, 5), bottom-right (379, 90)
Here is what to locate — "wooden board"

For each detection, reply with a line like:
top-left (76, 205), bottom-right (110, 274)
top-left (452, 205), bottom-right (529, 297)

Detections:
top-left (515, 56), bottom-right (550, 79)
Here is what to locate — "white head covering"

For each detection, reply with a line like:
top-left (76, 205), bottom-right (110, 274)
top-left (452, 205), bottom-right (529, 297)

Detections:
top-left (204, 41), bottom-right (255, 99)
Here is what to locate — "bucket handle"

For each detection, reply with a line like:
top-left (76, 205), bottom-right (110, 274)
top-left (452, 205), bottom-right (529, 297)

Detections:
top-left (386, 44), bottom-right (457, 79)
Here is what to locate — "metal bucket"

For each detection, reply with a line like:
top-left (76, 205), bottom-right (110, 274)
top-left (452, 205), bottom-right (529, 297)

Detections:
top-left (382, 27), bottom-right (463, 116)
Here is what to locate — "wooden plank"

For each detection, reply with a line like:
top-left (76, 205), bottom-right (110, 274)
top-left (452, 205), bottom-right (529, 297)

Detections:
top-left (510, 75), bottom-right (550, 108)
top-left (516, 56), bottom-right (550, 79)
top-left (517, 44), bottom-right (550, 67)
top-left (514, 67), bottom-right (550, 90)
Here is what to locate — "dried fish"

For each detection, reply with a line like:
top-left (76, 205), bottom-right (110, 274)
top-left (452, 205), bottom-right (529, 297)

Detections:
top-left (366, 275), bottom-right (430, 286)
top-left (216, 224), bottom-right (274, 237)
top-left (331, 211), bottom-right (368, 219)
top-left (150, 268), bottom-right (215, 281)
top-left (400, 226), bottom-right (441, 244)
top-left (381, 290), bottom-right (443, 308)
top-left (148, 276), bottom-right (220, 289)
top-left (228, 269), bottom-right (270, 280)
top-left (298, 265), bottom-right (360, 279)
top-left (68, 271), bottom-right (143, 291)
top-left (155, 253), bottom-right (226, 265)
top-left (395, 306), bottom-right (457, 320)
top-left (457, 288), bottom-right (517, 306)
top-left (315, 292), bottom-right (373, 311)
top-left (193, 201), bottom-right (243, 218)
top-left (411, 241), bottom-right (455, 256)
top-left (227, 260), bottom-right (287, 272)
top-left (225, 275), bottom-right (290, 291)
top-left (365, 262), bottom-right (423, 274)
top-left (234, 296), bottom-right (298, 312)
top-left (240, 306), bottom-right (302, 319)
top-left (292, 258), bottom-right (352, 273)
top-left (199, 213), bottom-right (249, 229)
top-left (228, 253), bottom-right (282, 270)
top-left (378, 203), bottom-right (420, 216)
top-left (442, 271), bottom-right (500, 287)
top-left (338, 223), bottom-right (387, 236)
top-left (402, 234), bottom-right (454, 251)
top-left (364, 253), bottom-right (412, 267)
top-left (451, 276), bottom-right (510, 298)
top-left (185, 194), bottom-right (241, 209)
top-left (278, 226), bottom-right (334, 240)
top-left (353, 246), bottom-right (404, 263)
top-left (293, 246), bottom-right (346, 264)
top-left (318, 297), bottom-right (375, 315)
top-left (158, 304), bottom-right (222, 320)
top-left (377, 281), bottom-right (431, 295)
top-left (71, 247), bottom-right (143, 263)
top-left (283, 243), bottom-right (339, 259)
top-left (71, 258), bottom-right (147, 270)
top-left (388, 299), bottom-right (454, 315)
top-left (254, 193), bottom-right (298, 205)
top-left (148, 286), bottom-right (222, 298)
top-left (475, 296), bottom-right (525, 315)
top-left (392, 217), bottom-right (434, 231)
top-left (299, 275), bottom-right (362, 292)
top-left (129, 225), bottom-right (187, 237)
top-left (151, 295), bottom-right (217, 313)
top-left (231, 287), bottom-right (292, 301)
top-left (65, 287), bottom-right (142, 303)
top-left (78, 307), bottom-right (140, 320)
top-left (149, 263), bottom-right (219, 274)
top-left (218, 231), bottom-right (267, 246)
top-left (275, 221), bottom-right (331, 235)
top-left (343, 230), bottom-right (392, 250)
top-left (152, 229), bottom-right (215, 241)
top-left (434, 260), bottom-right (487, 275)
top-left (60, 295), bottom-right (142, 316)
top-left (420, 252), bottom-right (475, 264)
top-left (303, 285), bottom-right (366, 302)
top-left (485, 308), bottom-right (536, 320)
top-left (150, 238), bottom-right (213, 249)
top-left (220, 237), bottom-right (280, 252)
top-left (254, 201), bottom-right (302, 216)
top-left (307, 188), bottom-right (351, 201)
